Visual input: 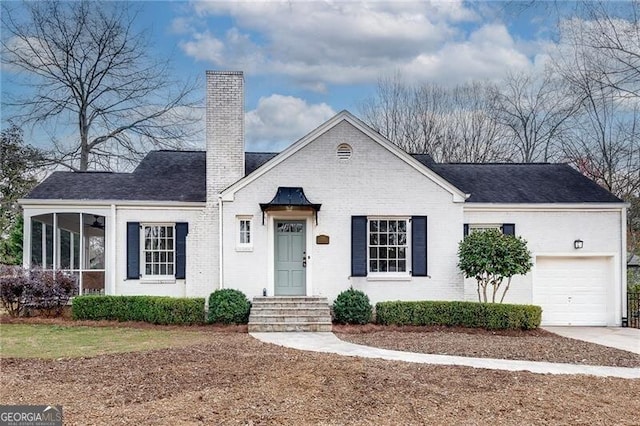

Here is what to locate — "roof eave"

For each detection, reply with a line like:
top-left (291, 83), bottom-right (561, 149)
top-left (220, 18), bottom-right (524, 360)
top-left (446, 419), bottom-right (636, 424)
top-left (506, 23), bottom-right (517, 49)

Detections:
top-left (463, 202), bottom-right (629, 211)
top-left (18, 198), bottom-right (206, 208)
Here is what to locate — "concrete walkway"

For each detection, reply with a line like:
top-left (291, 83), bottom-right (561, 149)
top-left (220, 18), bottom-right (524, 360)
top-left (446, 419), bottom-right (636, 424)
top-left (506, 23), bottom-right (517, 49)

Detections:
top-left (250, 332), bottom-right (640, 379)
top-left (543, 327), bottom-right (640, 355)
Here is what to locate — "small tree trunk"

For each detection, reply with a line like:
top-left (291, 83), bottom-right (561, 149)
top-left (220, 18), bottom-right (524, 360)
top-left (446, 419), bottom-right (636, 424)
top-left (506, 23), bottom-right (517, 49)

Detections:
top-left (477, 283), bottom-right (482, 302)
top-left (499, 277), bottom-right (513, 304)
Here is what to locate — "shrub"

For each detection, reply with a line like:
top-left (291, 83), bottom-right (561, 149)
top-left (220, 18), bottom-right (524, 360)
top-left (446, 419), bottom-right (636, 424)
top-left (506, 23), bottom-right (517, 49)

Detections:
top-left (207, 289), bottom-right (251, 324)
top-left (376, 300), bottom-right (541, 330)
top-left (332, 288), bottom-right (372, 324)
top-left (29, 269), bottom-right (77, 316)
top-left (72, 296), bottom-right (205, 325)
top-left (0, 265), bottom-right (32, 317)
top-left (0, 266), bottom-right (77, 317)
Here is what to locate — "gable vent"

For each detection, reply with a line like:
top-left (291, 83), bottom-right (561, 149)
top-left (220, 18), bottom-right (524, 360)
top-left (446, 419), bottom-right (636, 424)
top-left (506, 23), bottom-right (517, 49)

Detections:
top-left (337, 143), bottom-right (352, 160)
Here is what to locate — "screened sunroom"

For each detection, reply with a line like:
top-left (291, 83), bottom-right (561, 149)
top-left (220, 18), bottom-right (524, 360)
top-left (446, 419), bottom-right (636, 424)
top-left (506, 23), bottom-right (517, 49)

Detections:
top-left (23, 212), bottom-right (108, 295)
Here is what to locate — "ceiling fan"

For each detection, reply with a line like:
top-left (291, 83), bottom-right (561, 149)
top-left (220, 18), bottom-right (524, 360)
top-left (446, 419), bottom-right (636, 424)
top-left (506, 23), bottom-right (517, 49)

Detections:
top-left (86, 215), bottom-right (105, 230)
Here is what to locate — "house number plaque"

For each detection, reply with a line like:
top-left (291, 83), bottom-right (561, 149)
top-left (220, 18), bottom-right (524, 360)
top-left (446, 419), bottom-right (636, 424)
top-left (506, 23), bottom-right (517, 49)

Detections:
top-left (316, 234), bottom-right (330, 245)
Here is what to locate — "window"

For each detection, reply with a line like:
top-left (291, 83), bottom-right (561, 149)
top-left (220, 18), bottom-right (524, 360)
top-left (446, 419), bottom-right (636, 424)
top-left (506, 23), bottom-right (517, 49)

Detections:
top-left (142, 224), bottom-right (175, 277)
top-left (464, 223), bottom-right (515, 237)
top-left (469, 224), bottom-right (501, 233)
top-left (237, 217), bottom-right (253, 251)
top-left (368, 218), bottom-right (409, 274)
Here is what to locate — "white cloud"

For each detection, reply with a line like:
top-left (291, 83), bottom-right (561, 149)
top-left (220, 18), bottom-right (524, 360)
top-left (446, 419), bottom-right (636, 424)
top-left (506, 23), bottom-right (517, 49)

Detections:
top-left (177, 1), bottom-right (540, 88)
top-left (401, 23), bottom-right (532, 84)
top-left (245, 94), bottom-right (336, 151)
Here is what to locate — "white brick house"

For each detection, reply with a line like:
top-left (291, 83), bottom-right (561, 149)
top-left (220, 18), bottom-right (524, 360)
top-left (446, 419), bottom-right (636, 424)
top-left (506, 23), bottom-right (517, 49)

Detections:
top-left (20, 71), bottom-right (629, 326)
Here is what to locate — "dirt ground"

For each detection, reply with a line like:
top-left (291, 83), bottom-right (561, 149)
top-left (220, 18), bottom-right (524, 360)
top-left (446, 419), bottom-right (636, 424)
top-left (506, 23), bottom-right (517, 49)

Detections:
top-left (2, 332), bottom-right (639, 425)
top-left (334, 324), bottom-right (640, 368)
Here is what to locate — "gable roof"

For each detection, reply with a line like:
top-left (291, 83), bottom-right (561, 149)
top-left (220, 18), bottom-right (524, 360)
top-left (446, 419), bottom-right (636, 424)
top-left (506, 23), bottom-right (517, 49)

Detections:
top-left (23, 113), bottom-right (623, 205)
top-left (422, 162), bottom-right (623, 203)
top-left (222, 110), bottom-right (468, 202)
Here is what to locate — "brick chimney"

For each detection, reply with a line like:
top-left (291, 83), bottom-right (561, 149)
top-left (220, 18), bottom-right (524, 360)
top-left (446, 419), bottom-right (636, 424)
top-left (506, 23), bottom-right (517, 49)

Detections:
top-left (206, 71), bottom-right (245, 200)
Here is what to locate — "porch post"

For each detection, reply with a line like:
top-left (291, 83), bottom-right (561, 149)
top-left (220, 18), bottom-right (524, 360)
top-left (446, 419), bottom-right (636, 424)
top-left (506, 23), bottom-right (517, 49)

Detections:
top-left (22, 212), bottom-right (32, 269)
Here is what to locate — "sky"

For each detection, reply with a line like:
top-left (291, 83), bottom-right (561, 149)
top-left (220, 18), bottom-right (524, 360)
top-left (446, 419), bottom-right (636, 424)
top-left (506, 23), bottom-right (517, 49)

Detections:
top-left (1, 1), bottom-right (581, 152)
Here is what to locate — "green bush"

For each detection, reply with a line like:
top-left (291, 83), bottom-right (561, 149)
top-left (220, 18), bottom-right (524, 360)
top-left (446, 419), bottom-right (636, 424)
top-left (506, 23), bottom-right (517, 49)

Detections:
top-left (376, 300), bottom-right (541, 330)
top-left (72, 296), bottom-right (205, 325)
top-left (207, 289), bottom-right (251, 324)
top-left (332, 288), bottom-right (372, 324)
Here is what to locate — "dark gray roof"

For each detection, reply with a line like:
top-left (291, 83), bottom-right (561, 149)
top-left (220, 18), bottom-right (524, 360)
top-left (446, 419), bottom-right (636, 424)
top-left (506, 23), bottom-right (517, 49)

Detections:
top-left (246, 152), bottom-right (278, 175)
top-left (26, 150), bottom-right (623, 204)
top-left (26, 151), bottom-right (207, 202)
top-left (425, 162), bottom-right (623, 203)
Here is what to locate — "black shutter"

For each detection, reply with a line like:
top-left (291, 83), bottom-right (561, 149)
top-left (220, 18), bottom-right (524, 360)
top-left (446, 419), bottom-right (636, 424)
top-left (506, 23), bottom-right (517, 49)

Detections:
top-left (351, 216), bottom-right (367, 277)
top-left (411, 216), bottom-right (428, 276)
top-left (126, 222), bottom-right (140, 279)
top-left (502, 223), bottom-right (515, 236)
top-left (175, 222), bottom-right (188, 279)
top-left (463, 223), bottom-right (469, 237)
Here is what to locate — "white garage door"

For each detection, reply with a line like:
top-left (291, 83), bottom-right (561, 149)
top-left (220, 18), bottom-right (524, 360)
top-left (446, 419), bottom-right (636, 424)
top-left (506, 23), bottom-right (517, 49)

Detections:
top-left (533, 256), bottom-right (612, 326)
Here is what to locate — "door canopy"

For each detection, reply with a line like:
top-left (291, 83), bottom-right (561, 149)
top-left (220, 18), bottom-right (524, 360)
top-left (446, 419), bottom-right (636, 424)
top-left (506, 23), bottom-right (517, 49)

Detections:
top-left (259, 187), bottom-right (321, 224)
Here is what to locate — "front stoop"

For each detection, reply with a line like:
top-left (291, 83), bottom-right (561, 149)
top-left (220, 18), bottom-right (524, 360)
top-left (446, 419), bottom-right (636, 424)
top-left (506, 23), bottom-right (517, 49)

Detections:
top-left (248, 296), bottom-right (333, 332)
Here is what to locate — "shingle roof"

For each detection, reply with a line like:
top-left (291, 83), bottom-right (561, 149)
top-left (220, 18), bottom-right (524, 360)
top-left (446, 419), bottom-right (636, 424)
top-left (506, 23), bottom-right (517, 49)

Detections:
top-left (26, 150), bottom-right (623, 204)
top-left (26, 151), bottom-right (206, 202)
top-left (425, 162), bottom-right (623, 203)
top-left (245, 152), bottom-right (278, 175)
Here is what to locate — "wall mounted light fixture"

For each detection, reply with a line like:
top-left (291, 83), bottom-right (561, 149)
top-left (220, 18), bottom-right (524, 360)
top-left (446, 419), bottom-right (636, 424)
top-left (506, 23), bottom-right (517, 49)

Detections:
top-left (574, 239), bottom-right (584, 249)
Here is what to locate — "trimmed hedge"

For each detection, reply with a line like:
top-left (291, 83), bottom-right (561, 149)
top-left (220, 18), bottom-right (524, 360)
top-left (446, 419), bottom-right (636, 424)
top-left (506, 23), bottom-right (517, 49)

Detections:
top-left (332, 288), bottom-right (372, 324)
top-left (207, 289), bottom-right (251, 324)
top-left (72, 296), bottom-right (205, 325)
top-left (375, 300), bottom-right (541, 330)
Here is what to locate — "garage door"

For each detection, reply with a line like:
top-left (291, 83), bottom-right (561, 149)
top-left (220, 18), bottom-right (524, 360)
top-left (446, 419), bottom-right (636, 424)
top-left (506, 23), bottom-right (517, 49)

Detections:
top-left (533, 256), bottom-right (611, 326)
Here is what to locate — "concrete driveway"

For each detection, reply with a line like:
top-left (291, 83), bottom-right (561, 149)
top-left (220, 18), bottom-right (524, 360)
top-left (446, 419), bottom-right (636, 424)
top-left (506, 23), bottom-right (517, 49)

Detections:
top-left (543, 327), bottom-right (640, 355)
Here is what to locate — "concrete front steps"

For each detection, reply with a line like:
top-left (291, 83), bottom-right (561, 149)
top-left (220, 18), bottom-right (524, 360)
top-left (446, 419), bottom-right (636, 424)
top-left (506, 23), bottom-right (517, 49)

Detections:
top-left (248, 296), bottom-right (333, 332)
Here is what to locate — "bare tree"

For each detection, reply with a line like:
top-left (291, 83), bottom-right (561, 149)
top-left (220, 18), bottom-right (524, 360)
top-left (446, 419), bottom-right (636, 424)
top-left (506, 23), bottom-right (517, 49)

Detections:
top-left (490, 71), bottom-right (580, 163)
top-left (576, 1), bottom-right (640, 100)
top-left (360, 74), bottom-right (509, 162)
top-left (554, 9), bottom-right (640, 198)
top-left (1, 1), bottom-right (201, 171)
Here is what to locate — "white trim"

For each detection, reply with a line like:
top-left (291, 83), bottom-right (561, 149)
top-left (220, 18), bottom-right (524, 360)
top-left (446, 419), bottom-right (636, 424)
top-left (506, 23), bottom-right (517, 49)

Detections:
top-left (108, 204), bottom-right (116, 296)
top-left (19, 198), bottom-right (205, 208)
top-left (235, 215), bottom-right (254, 251)
top-left (140, 223), bottom-right (176, 281)
top-left (464, 203), bottom-right (628, 212)
top-left (620, 208), bottom-right (627, 322)
top-left (367, 275), bottom-right (412, 282)
top-left (221, 111), bottom-right (468, 202)
top-left (468, 223), bottom-right (502, 233)
top-left (219, 195), bottom-right (224, 290)
top-left (367, 217), bottom-right (411, 278)
top-left (267, 212), bottom-right (313, 297)
top-left (535, 252), bottom-right (617, 257)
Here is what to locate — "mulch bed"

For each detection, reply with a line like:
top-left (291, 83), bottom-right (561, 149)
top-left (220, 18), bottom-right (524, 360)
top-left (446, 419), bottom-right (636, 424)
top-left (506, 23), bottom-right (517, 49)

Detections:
top-left (334, 324), bottom-right (640, 368)
top-left (0, 315), bottom-right (248, 332)
top-left (1, 333), bottom-right (639, 425)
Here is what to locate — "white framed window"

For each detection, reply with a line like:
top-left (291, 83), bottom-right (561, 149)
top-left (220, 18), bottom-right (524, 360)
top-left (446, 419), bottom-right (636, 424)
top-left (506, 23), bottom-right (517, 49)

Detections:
top-left (141, 224), bottom-right (175, 278)
top-left (236, 216), bottom-right (253, 251)
top-left (469, 224), bottom-right (501, 233)
top-left (368, 218), bottom-right (410, 275)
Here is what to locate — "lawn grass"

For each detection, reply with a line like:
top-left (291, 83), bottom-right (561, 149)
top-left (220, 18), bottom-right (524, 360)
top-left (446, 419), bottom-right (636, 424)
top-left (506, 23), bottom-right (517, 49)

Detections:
top-left (0, 324), bottom-right (211, 359)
